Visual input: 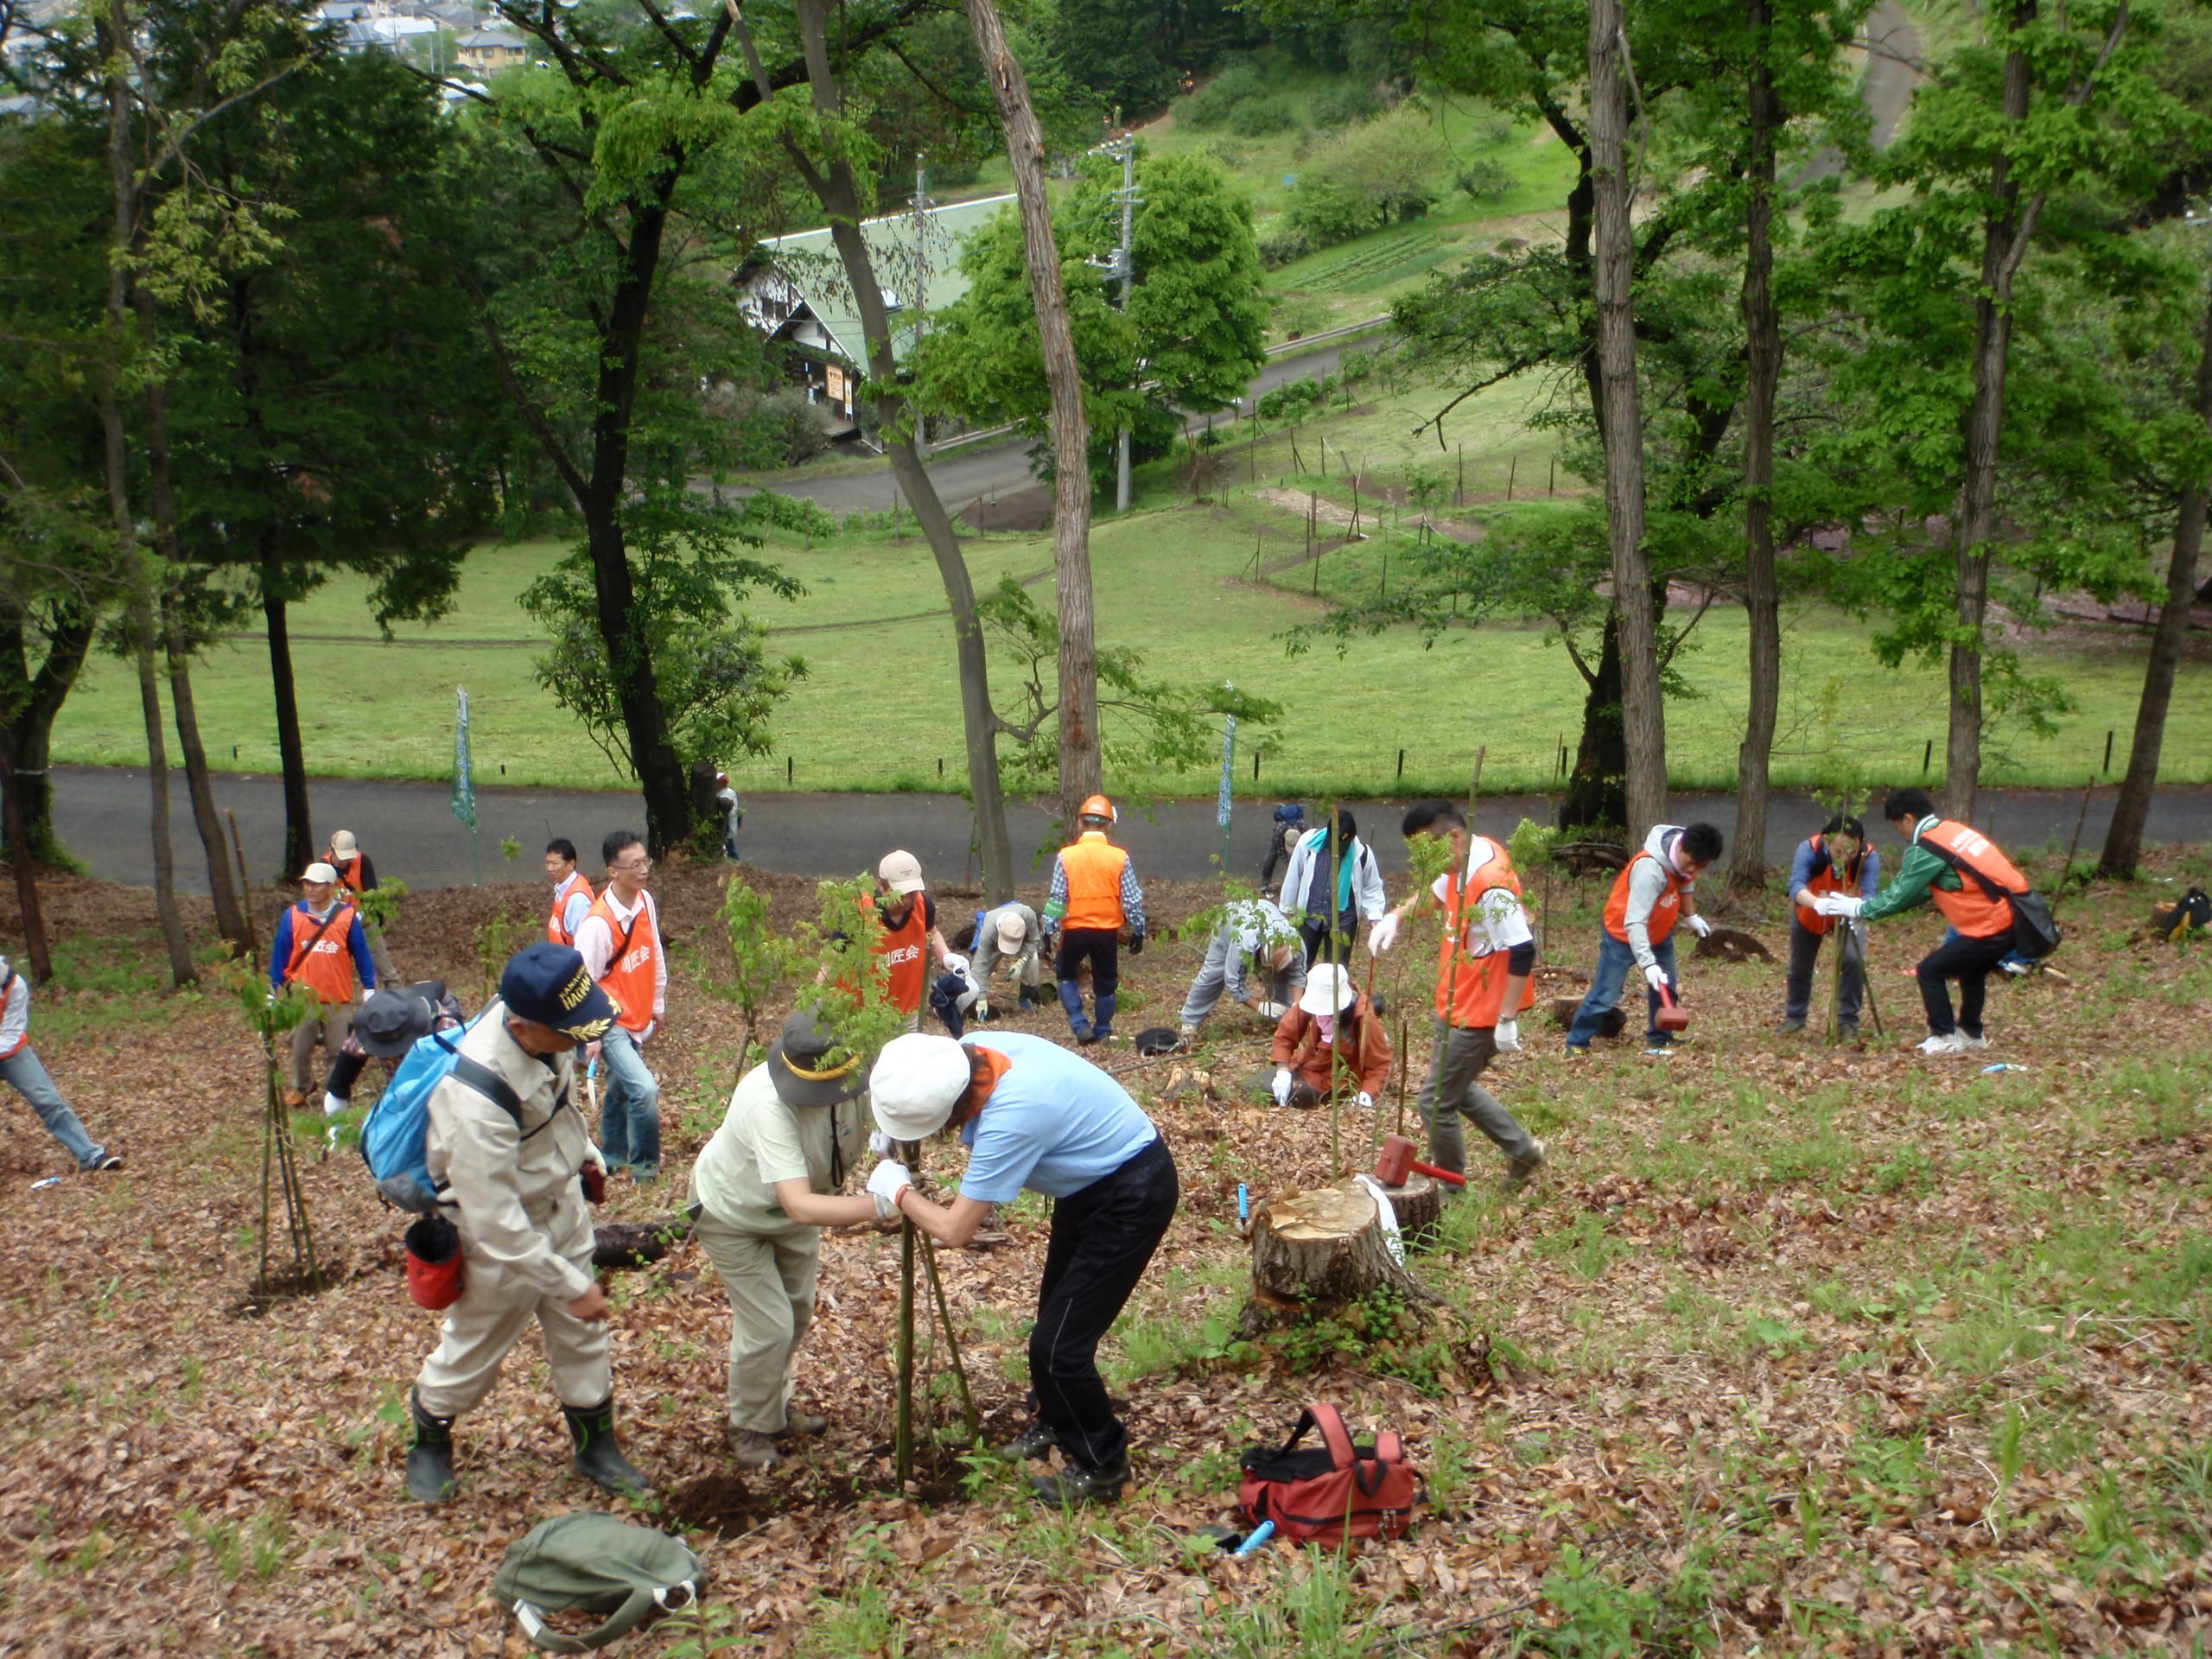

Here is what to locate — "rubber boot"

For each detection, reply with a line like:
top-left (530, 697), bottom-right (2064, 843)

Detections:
top-left (1092, 994), bottom-right (1116, 1045)
top-left (1057, 979), bottom-right (1091, 1042)
top-left (405, 1388), bottom-right (459, 1503)
top-left (563, 1397), bottom-right (653, 1497)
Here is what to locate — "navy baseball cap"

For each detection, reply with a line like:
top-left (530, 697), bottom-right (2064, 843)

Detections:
top-left (499, 943), bottom-right (618, 1041)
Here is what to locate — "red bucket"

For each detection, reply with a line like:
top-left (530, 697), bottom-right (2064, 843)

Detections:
top-left (404, 1214), bottom-right (466, 1311)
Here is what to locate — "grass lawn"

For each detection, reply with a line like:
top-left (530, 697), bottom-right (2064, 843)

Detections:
top-left (48, 372), bottom-right (2210, 798)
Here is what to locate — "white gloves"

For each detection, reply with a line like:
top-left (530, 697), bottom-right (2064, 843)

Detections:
top-left (1004, 957), bottom-right (1024, 982)
top-left (1687, 914), bottom-right (1712, 938)
top-left (869, 1130), bottom-right (897, 1157)
top-left (866, 1160), bottom-right (912, 1208)
top-left (942, 953), bottom-right (971, 983)
top-left (1369, 912), bottom-right (1401, 955)
top-left (321, 1092), bottom-right (346, 1118)
top-left (1644, 963), bottom-right (1670, 993)
top-left (1272, 1067), bottom-right (1294, 1106)
top-left (1355, 1090), bottom-right (1375, 1112)
top-left (1494, 1018), bottom-right (1521, 1053)
top-left (1256, 1000), bottom-right (1287, 1019)
top-left (1816, 894), bottom-right (1866, 918)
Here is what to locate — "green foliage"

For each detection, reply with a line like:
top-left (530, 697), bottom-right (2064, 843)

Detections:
top-left (473, 909), bottom-right (535, 1005)
top-left (1287, 107), bottom-right (1452, 248)
top-left (785, 877), bottom-right (909, 1072)
top-left (220, 957), bottom-right (315, 1042)
top-left (1454, 158), bottom-right (1517, 199)
top-left (1516, 1543), bottom-right (1711, 1657)
top-left (1220, 1548), bottom-right (1373, 1659)
top-left (351, 879), bottom-right (405, 932)
top-left (696, 876), bottom-right (800, 1064)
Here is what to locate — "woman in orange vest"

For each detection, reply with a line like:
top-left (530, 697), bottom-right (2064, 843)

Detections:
top-left (1564, 822), bottom-right (1723, 1056)
top-left (868, 850), bottom-right (958, 1033)
top-left (1780, 815), bottom-right (1879, 1038)
top-left (269, 861), bottom-right (379, 1106)
top-left (1815, 788), bottom-right (2028, 1057)
top-left (1370, 799), bottom-right (1546, 1189)
top-left (1043, 797), bottom-right (1146, 1046)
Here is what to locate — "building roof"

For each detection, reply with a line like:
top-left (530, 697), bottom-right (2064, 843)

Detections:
top-left (741, 193), bottom-right (1014, 367)
top-left (459, 27), bottom-right (524, 48)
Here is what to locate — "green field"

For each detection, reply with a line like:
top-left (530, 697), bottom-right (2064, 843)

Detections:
top-left (49, 372), bottom-right (2211, 798)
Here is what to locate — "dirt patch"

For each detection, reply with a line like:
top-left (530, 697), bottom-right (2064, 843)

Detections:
top-left (958, 483), bottom-right (1052, 533)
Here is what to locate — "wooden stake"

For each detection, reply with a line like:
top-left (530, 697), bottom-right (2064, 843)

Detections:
top-left (920, 1237), bottom-right (981, 1443)
top-left (1506, 455), bottom-right (1516, 501)
top-left (2063, 775), bottom-right (2095, 874)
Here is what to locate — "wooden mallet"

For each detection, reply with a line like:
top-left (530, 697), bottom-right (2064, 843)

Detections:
top-left (1376, 1133), bottom-right (1466, 1188)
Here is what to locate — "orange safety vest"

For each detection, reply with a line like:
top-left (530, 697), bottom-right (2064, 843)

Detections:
top-left (337, 853), bottom-right (366, 899)
top-left (548, 872), bottom-right (594, 948)
top-left (1603, 844), bottom-right (1688, 946)
top-left (1793, 835), bottom-right (1866, 938)
top-left (283, 900), bottom-right (359, 1006)
top-left (1058, 833), bottom-right (1128, 931)
top-left (864, 891), bottom-right (932, 1014)
top-left (1920, 819), bottom-right (2025, 938)
top-left (1436, 841), bottom-right (1539, 1028)
top-left (586, 890), bottom-right (659, 1032)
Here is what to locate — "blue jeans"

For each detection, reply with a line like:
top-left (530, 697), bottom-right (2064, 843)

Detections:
top-left (1, 1046), bottom-right (108, 1168)
top-left (595, 1025), bottom-right (661, 1177)
top-left (1566, 932), bottom-right (1679, 1049)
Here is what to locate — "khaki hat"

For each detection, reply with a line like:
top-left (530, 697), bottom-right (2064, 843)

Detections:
top-left (302, 861), bottom-right (340, 885)
top-left (766, 1009), bottom-right (864, 1109)
top-left (328, 830), bottom-right (359, 861)
top-left (868, 1032), bottom-right (972, 1141)
top-left (878, 849), bottom-right (925, 894)
top-left (995, 910), bottom-right (1029, 951)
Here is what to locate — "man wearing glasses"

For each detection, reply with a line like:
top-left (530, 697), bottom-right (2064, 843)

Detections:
top-left (575, 830), bottom-right (667, 1182)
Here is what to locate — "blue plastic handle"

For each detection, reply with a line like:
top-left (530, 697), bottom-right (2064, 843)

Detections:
top-left (1233, 1520), bottom-right (1274, 1556)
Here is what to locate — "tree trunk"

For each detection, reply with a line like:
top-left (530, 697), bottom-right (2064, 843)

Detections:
top-left (0, 607), bottom-right (94, 866)
top-left (0, 727), bottom-right (54, 982)
top-left (1731, 0), bottom-right (1782, 895)
top-left (103, 0), bottom-right (193, 988)
top-left (1560, 611), bottom-right (1630, 834)
top-left (1376, 1173), bottom-right (1443, 1247)
top-left (1946, 3), bottom-right (2037, 824)
top-left (964, 0), bottom-right (1102, 827)
top-left (782, 0), bottom-right (1016, 904)
top-left (2101, 281), bottom-right (2211, 878)
top-left (1588, 0), bottom-right (1668, 838)
top-left (1236, 1180), bottom-right (1434, 1338)
top-left (136, 283), bottom-right (247, 945)
top-left (259, 558), bottom-right (315, 880)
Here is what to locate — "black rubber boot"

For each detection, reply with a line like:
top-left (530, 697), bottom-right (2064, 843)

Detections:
top-left (563, 1397), bottom-right (653, 1497)
top-left (405, 1389), bottom-right (459, 1503)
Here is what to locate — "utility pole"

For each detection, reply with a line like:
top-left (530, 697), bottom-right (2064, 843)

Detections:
top-left (910, 156), bottom-right (931, 452)
top-left (1111, 137), bottom-right (1139, 512)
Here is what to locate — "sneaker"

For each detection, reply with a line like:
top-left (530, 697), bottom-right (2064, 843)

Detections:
top-left (322, 1092), bottom-right (346, 1118)
top-left (1643, 1045), bottom-right (1675, 1058)
top-left (1955, 1033), bottom-right (1989, 1051)
top-left (773, 1411), bottom-right (828, 1440)
top-left (1503, 1139), bottom-right (1547, 1193)
top-left (1838, 1022), bottom-right (1860, 1042)
top-left (1177, 1023), bottom-right (1199, 1044)
top-left (1563, 1045), bottom-right (1589, 1060)
top-left (1917, 1032), bottom-right (1968, 1057)
top-left (1999, 959), bottom-right (2031, 977)
top-left (728, 1427), bottom-right (782, 1471)
top-left (1032, 1458), bottom-right (1128, 1506)
top-left (89, 1154), bottom-right (124, 1173)
top-left (1775, 1018), bottom-right (1806, 1034)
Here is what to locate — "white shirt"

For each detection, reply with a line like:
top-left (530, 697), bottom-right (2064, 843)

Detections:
top-left (0, 971), bottom-right (30, 1059)
top-left (1428, 836), bottom-right (1534, 957)
top-left (573, 886), bottom-right (667, 1025)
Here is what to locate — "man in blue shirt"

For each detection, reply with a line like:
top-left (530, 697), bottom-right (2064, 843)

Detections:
top-left (866, 1030), bottom-right (1177, 1505)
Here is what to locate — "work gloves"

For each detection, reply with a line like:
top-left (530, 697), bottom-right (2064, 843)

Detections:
top-left (866, 1160), bottom-right (912, 1219)
top-left (973, 996), bottom-right (990, 1021)
top-left (1686, 914), bottom-right (1713, 939)
top-left (869, 1130), bottom-right (897, 1157)
top-left (1255, 1000), bottom-right (1287, 1020)
top-left (1271, 1067), bottom-right (1294, 1107)
top-left (1355, 1090), bottom-right (1375, 1112)
top-left (1369, 912), bottom-right (1401, 955)
top-left (943, 953), bottom-right (970, 981)
top-left (1128, 931), bottom-right (1145, 957)
top-left (1493, 1018), bottom-right (1521, 1053)
top-left (1644, 963), bottom-right (1671, 993)
top-left (1814, 893), bottom-right (1866, 919)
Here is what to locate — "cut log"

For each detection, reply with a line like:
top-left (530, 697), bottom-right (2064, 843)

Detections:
top-left (1376, 1173), bottom-right (1442, 1247)
top-left (594, 1214), bottom-right (692, 1272)
top-left (1236, 1179), bottom-right (1441, 1337)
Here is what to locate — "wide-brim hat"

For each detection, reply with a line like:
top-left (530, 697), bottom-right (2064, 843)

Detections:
top-left (869, 1032), bottom-right (972, 1141)
top-left (355, 988), bottom-right (435, 1057)
top-left (766, 1009), bottom-right (865, 1108)
top-left (1297, 963), bottom-right (1357, 1016)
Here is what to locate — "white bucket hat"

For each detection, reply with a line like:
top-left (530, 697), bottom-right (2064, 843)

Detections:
top-left (869, 1033), bottom-right (974, 1141)
top-left (1297, 963), bottom-right (1357, 1015)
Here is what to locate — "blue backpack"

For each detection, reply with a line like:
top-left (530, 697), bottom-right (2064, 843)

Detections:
top-left (359, 1012), bottom-right (533, 1212)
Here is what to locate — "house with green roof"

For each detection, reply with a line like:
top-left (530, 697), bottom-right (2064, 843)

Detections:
top-left (734, 192), bottom-right (1014, 435)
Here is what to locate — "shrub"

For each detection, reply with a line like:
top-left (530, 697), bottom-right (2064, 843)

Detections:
top-left (1455, 157), bottom-right (1517, 199)
top-left (1255, 219), bottom-right (1314, 269)
top-left (1310, 84), bottom-right (1383, 127)
top-left (1229, 94), bottom-right (1300, 137)
top-left (713, 385), bottom-right (829, 468)
top-left (1287, 105), bottom-right (1452, 246)
top-left (1174, 59), bottom-right (1267, 130)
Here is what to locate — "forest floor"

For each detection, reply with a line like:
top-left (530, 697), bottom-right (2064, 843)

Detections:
top-left (3, 837), bottom-right (2209, 1656)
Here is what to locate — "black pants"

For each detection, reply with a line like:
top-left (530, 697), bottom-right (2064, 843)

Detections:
top-left (1784, 918), bottom-right (1865, 1025)
top-left (1054, 927), bottom-right (1120, 999)
top-left (1297, 918), bottom-right (1356, 972)
top-left (1916, 930), bottom-right (2014, 1036)
top-left (1029, 1136), bottom-right (1178, 1472)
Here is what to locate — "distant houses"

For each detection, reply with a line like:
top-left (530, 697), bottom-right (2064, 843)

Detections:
top-left (734, 193), bottom-right (1012, 434)
top-left (455, 28), bottom-right (526, 72)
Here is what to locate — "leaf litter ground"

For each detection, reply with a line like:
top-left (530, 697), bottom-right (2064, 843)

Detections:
top-left (1, 842), bottom-right (2209, 1656)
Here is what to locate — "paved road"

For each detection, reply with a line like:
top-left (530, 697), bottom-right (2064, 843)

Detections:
top-left (763, 330), bottom-right (1382, 517)
top-left (48, 765), bottom-right (2207, 896)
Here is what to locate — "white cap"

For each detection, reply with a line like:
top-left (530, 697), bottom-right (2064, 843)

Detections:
top-left (302, 861), bottom-right (340, 885)
top-left (877, 849), bottom-right (925, 894)
top-left (995, 910), bottom-right (1028, 951)
top-left (868, 1033), bottom-right (972, 1141)
top-left (1298, 963), bottom-right (1357, 1015)
top-left (328, 830), bottom-right (359, 861)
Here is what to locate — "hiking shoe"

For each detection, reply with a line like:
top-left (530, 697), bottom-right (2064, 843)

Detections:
top-left (999, 1423), bottom-right (1059, 1461)
top-left (283, 1089), bottom-right (308, 1110)
top-left (773, 1411), bottom-right (828, 1440)
top-left (1838, 1022), bottom-right (1860, 1042)
top-left (89, 1154), bottom-right (124, 1173)
top-left (1776, 1018), bottom-right (1806, 1034)
top-left (1070, 1022), bottom-right (1096, 1046)
top-left (405, 1389), bottom-right (459, 1503)
top-left (1917, 1032), bottom-right (1968, 1057)
top-left (728, 1427), bottom-right (782, 1471)
top-left (1503, 1139), bottom-right (1547, 1193)
top-left (1032, 1458), bottom-right (1128, 1506)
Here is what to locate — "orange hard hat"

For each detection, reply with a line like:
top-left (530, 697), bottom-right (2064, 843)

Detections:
top-left (1078, 794), bottom-right (1116, 825)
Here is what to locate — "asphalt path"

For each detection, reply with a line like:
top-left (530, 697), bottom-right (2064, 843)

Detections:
top-left (48, 764), bottom-right (2208, 896)
top-left (762, 330), bottom-right (1382, 517)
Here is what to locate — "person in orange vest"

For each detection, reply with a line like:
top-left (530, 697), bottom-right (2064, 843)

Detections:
top-left (327, 829), bottom-right (397, 983)
top-left (866, 851), bottom-right (959, 1033)
top-left (1780, 815), bottom-right (1880, 1038)
top-left (574, 830), bottom-right (666, 1180)
top-left (1370, 799), bottom-right (1546, 1188)
top-left (544, 837), bottom-right (595, 949)
top-left (1563, 822), bottom-right (1722, 1057)
top-left (1043, 796), bottom-right (1146, 1046)
top-left (269, 861), bottom-right (378, 1106)
top-left (1814, 788), bottom-right (2025, 1056)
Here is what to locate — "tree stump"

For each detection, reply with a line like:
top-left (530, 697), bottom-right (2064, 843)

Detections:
top-left (1376, 1173), bottom-right (1442, 1248)
top-left (1236, 1180), bottom-right (1440, 1338)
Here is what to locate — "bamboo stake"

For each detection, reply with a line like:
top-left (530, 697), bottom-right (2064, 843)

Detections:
top-left (920, 1238), bottom-right (981, 1442)
top-left (895, 1217), bottom-right (916, 1484)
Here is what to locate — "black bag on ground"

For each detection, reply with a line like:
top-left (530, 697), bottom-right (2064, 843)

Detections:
top-left (2152, 887), bottom-right (2211, 941)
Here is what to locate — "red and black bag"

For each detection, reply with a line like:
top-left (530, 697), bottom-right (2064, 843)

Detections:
top-left (1238, 1402), bottom-right (1421, 1546)
top-left (404, 1212), bottom-right (466, 1310)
